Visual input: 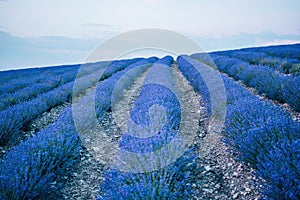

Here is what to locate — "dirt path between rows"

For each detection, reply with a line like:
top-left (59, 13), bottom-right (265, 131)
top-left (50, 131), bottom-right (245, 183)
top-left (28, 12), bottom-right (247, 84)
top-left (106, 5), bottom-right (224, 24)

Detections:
top-left (171, 63), bottom-right (261, 200)
top-left (58, 68), bottom-right (150, 200)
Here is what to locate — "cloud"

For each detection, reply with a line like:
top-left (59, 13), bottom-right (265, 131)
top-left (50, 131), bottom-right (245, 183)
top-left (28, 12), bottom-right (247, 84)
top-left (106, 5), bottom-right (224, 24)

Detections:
top-left (260, 39), bottom-right (300, 46)
top-left (0, 31), bottom-right (102, 70)
top-left (80, 23), bottom-right (118, 38)
top-left (81, 23), bottom-right (112, 28)
top-left (193, 31), bottom-right (300, 52)
top-left (1, 29), bottom-right (300, 71)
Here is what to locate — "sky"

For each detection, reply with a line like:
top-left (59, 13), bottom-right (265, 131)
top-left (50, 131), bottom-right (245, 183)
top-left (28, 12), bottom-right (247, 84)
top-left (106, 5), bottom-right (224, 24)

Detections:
top-left (0, 0), bottom-right (300, 70)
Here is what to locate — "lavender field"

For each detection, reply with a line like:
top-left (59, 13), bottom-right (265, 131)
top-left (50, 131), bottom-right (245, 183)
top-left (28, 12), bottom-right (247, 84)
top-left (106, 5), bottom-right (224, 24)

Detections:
top-left (0, 44), bottom-right (299, 200)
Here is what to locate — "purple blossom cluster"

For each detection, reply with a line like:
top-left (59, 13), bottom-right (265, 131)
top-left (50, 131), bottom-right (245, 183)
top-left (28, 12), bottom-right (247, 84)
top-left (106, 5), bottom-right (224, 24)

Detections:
top-left (0, 108), bottom-right (81, 199)
top-left (99, 147), bottom-right (198, 200)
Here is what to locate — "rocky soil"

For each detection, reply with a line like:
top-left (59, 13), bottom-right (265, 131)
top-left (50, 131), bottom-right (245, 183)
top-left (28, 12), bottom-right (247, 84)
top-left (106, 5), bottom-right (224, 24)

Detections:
top-left (171, 64), bottom-right (262, 200)
top-left (58, 68), bottom-right (150, 200)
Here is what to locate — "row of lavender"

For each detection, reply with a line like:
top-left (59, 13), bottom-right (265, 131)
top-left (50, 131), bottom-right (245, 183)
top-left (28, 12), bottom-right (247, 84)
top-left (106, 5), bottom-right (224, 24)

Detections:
top-left (0, 57), bottom-right (157, 199)
top-left (98, 56), bottom-right (199, 199)
top-left (192, 53), bottom-right (300, 112)
top-left (0, 62), bottom-right (113, 111)
top-left (0, 59), bottom-right (139, 147)
top-left (212, 50), bottom-right (300, 75)
top-left (0, 66), bottom-right (79, 111)
top-left (0, 64), bottom-right (80, 95)
top-left (250, 44), bottom-right (300, 61)
top-left (178, 55), bottom-right (300, 199)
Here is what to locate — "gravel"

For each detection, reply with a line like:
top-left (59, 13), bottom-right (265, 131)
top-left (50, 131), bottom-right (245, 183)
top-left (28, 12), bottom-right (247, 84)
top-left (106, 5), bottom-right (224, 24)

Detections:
top-left (58, 68), bottom-right (150, 199)
top-left (0, 102), bottom-right (70, 158)
top-left (171, 63), bottom-right (262, 200)
top-left (24, 102), bottom-right (71, 138)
